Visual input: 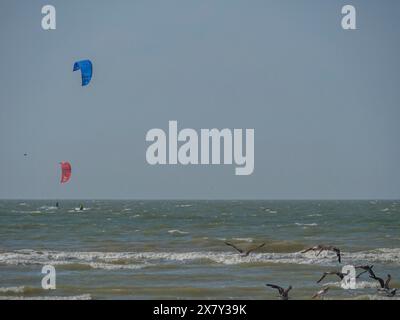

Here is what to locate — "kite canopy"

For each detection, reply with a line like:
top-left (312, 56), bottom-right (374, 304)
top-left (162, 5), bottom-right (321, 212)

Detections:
top-left (60, 162), bottom-right (72, 184)
top-left (73, 60), bottom-right (93, 86)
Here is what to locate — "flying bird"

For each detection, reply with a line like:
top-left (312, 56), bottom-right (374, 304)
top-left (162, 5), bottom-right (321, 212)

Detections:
top-left (302, 245), bottom-right (342, 263)
top-left (355, 265), bottom-right (376, 278)
top-left (317, 268), bottom-right (367, 284)
top-left (266, 284), bottom-right (292, 300)
top-left (370, 274), bottom-right (397, 297)
top-left (224, 242), bottom-right (265, 257)
top-left (370, 274), bottom-right (391, 289)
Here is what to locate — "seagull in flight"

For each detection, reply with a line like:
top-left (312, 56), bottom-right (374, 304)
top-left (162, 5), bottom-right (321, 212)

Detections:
top-left (355, 265), bottom-right (376, 278)
top-left (370, 274), bottom-right (397, 297)
top-left (224, 242), bottom-right (265, 257)
top-left (266, 284), bottom-right (292, 300)
top-left (317, 269), bottom-right (366, 284)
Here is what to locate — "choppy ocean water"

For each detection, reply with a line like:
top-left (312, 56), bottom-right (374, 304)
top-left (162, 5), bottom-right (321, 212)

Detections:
top-left (0, 200), bottom-right (399, 300)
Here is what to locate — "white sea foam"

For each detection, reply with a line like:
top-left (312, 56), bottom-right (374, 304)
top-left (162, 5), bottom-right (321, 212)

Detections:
top-left (295, 223), bottom-right (318, 227)
top-left (262, 208), bottom-right (278, 213)
top-left (354, 281), bottom-right (381, 289)
top-left (0, 248), bottom-right (399, 268)
top-left (320, 281), bottom-right (380, 289)
top-left (168, 230), bottom-right (189, 235)
top-left (232, 238), bottom-right (254, 243)
top-left (40, 206), bottom-right (57, 211)
top-left (88, 262), bottom-right (152, 270)
top-left (0, 286), bottom-right (26, 293)
top-left (0, 250), bottom-right (151, 270)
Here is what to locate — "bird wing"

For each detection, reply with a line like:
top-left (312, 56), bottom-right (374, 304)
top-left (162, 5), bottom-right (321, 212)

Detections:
top-left (301, 247), bottom-right (314, 254)
top-left (370, 275), bottom-right (385, 288)
top-left (368, 267), bottom-right (376, 278)
top-left (355, 265), bottom-right (370, 270)
top-left (246, 243), bottom-right (266, 255)
top-left (356, 270), bottom-right (367, 279)
top-left (225, 242), bottom-right (243, 254)
top-left (266, 284), bottom-right (284, 295)
top-left (317, 273), bottom-right (328, 283)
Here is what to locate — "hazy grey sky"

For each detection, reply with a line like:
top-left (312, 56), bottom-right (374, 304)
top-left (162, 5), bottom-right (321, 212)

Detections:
top-left (1, 0), bottom-right (399, 199)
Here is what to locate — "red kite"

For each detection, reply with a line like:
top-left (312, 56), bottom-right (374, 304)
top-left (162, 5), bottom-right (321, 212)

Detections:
top-left (60, 162), bottom-right (72, 184)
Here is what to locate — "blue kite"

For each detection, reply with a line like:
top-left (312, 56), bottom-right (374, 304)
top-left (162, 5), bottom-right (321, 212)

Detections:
top-left (73, 60), bottom-right (93, 86)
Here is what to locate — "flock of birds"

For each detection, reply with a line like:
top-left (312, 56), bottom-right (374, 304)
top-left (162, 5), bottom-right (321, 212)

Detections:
top-left (224, 242), bottom-right (397, 300)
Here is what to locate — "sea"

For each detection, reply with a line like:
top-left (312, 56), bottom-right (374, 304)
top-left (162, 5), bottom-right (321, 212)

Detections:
top-left (0, 200), bottom-right (399, 300)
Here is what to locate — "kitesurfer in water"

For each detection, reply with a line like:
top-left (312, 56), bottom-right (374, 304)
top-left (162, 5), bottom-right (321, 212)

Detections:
top-left (55, 202), bottom-right (59, 208)
top-left (79, 204), bottom-right (84, 211)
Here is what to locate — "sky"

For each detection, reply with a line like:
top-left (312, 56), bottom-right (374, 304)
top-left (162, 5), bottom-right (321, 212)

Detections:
top-left (0, 0), bottom-right (399, 200)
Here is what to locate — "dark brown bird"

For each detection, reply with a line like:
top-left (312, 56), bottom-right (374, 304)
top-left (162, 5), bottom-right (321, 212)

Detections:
top-left (370, 274), bottom-right (397, 297)
top-left (370, 274), bottom-right (391, 289)
top-left (225, 242), bottom-right (265, 257)
top-left (266, 284), bottom-right (292, 300)
top-left (355, 265), bottom-right (376, 278)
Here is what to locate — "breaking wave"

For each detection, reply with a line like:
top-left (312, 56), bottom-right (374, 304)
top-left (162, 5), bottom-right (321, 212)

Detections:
top-left (1, 248), bottom-right (399, 268)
